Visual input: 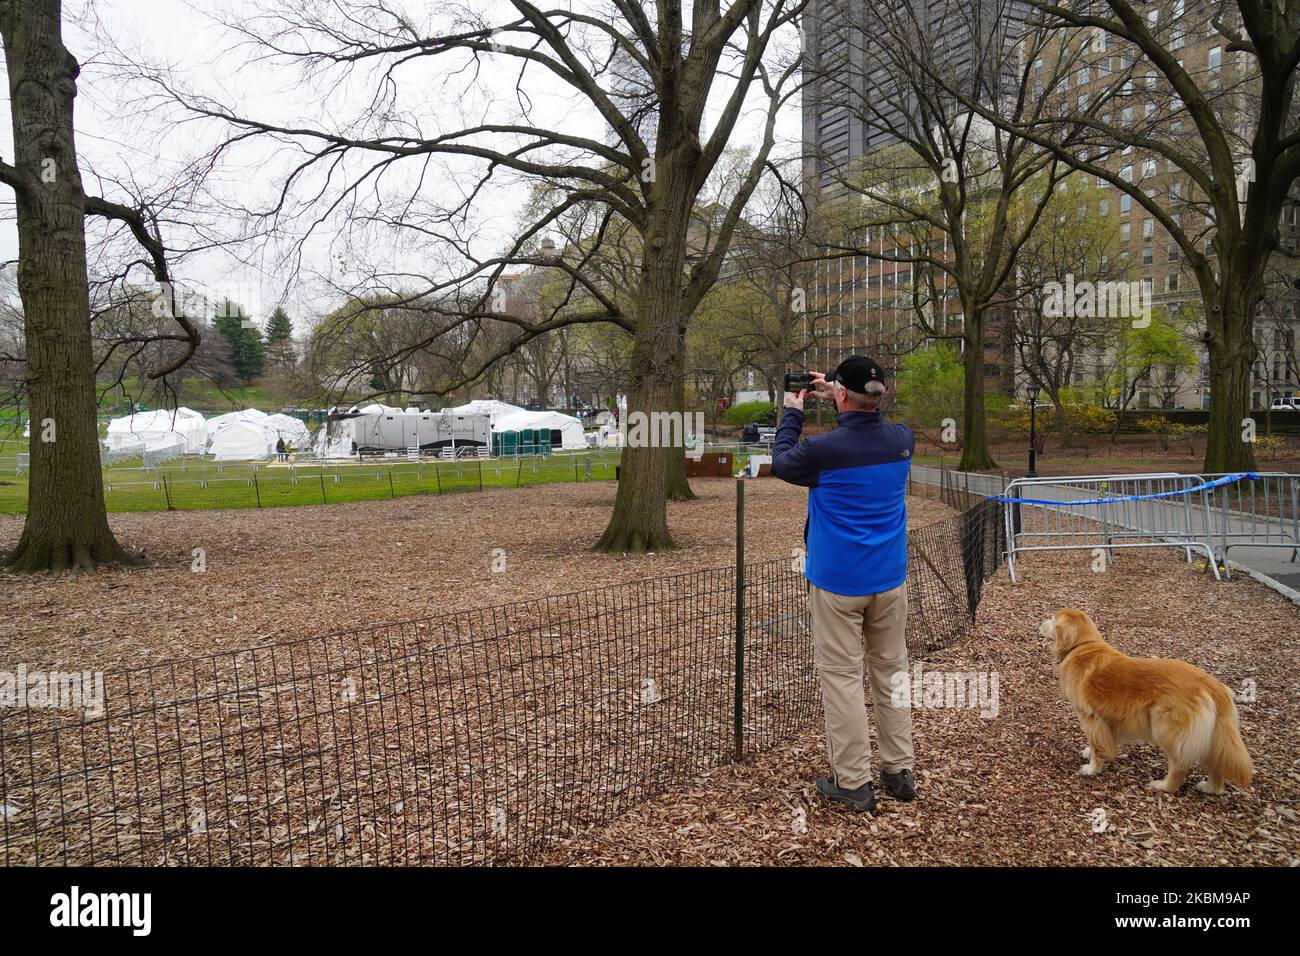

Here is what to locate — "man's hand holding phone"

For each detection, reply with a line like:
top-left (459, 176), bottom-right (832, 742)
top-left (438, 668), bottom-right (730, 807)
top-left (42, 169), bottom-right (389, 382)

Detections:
top-left (807, 371), bottom-right (835, 402)
top-left (784, 370), bottom-right (834, 411)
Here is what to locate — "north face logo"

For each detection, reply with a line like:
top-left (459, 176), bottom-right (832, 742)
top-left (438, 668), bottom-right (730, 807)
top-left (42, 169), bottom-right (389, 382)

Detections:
top-left (901, 449), bottom-right (910, 458)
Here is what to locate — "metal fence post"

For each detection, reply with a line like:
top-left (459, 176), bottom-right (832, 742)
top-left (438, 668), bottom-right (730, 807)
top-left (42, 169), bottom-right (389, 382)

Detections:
top-left (734, 478), bottom-right (745, 762)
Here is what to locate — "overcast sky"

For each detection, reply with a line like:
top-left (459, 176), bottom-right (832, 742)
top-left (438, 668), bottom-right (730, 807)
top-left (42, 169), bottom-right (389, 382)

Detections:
top-left (1, 0), bottom-right (803, 335)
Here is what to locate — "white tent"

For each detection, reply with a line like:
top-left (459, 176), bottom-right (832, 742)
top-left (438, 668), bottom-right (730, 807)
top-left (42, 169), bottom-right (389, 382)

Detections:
top-left (205, 408), bottom-right (268, 434)
top-left (209, 420), bottom-right (276, 461)
top-left (262, 413), bottom-right (311, 452)
top-left (493, 409), bottom-right (586, 450)
top-left (105, 408), bottom-right (207, 454)
top-left (449, 399), bottom-right (524, 419)
top-left (314, 417), bottom-right (357, 458)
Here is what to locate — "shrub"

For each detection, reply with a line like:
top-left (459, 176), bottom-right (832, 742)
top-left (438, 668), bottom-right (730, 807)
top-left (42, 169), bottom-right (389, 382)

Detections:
top-left (1004, 401), bottom-right (1116, 444)
top-left (1253, 434), bottom-right (1288, 461)
top-left (724, 400), bottom-right (776, 427)
top-left (894, 342), bottom-right (964, 426)
top-left (1168, 422), bottom-right (1207, 455)
top-left (1062, 403), bottom-right (1117, 434)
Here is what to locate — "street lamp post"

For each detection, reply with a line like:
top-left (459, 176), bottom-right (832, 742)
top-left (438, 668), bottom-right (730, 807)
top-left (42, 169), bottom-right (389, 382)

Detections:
top-left (1026, 383), bottom-right (1040, 478)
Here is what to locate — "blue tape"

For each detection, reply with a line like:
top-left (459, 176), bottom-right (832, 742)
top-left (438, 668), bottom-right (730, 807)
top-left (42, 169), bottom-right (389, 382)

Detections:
top-left (987, 472), bottom-right (1258, 506)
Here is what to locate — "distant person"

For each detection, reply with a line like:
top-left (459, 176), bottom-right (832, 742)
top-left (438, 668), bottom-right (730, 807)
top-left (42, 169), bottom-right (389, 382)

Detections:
top-left (771, 355), bottom-right (916, 813)
top-left (276, 436), bottom-right (287, 462)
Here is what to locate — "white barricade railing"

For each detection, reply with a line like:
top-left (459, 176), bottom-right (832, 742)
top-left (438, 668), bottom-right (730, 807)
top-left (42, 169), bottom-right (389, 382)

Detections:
top-left (906, 467), bottom-right (1286, 582)
top-left (1198, 473), bottom-right (1300, 570)
top-left (995, 473), bottom-right (1219, 582)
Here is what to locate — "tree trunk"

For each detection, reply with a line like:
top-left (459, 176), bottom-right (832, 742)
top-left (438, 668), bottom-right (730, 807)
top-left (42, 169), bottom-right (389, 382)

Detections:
top-left (1051, 386), bottom-right (1074, 449)
top-left (595, 165), bottom-right (694, 552)
top-left (665, 343), bottom-right (696, 501)
top-left (1, 0), bottom-right (144, 574)
top-left (958, 316), bottom-right (996, 471)
top-left (1203, 292), bottom-right (1258, 473)
top-left (595, 347), bottom-right (677, 552)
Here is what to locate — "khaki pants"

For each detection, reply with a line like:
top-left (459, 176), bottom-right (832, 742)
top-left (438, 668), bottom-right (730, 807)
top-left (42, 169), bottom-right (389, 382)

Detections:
top-left (808, 582), bottom-right (914, 790)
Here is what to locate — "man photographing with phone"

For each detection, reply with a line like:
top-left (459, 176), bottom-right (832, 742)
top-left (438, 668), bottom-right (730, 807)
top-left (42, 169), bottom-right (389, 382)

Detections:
top-left (772, 356), bottom-right (916, 813)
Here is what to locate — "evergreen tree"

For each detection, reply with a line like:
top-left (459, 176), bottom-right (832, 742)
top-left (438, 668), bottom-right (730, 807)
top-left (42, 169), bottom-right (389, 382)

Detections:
top-left (264, 306), bottom-right (295, 369)
top-left (214, 300), bottom-right (266, 383)
top-left (266, 306), bottom-right (292, 345)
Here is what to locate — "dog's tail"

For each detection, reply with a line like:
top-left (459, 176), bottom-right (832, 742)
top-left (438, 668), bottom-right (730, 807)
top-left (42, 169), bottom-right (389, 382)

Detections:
top-left (1205, 681), bottom-right (1253, 789)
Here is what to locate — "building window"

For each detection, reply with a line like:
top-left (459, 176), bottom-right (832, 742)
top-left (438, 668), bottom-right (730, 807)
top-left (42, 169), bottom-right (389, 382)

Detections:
top-left (1120, 194), bottom-right (1131, 213)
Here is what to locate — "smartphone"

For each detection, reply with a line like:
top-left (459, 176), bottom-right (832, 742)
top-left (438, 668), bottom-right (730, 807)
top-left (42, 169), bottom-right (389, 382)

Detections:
top-left (784, 372), bottom-right (813, 394)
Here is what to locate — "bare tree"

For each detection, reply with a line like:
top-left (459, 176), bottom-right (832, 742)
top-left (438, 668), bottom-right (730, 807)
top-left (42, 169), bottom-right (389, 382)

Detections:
top-left (0, 0), bottom-right (199, 573)
top-left (140, 0), bottom-right (805, 552)
top-left (1013, 180), bottom-right (1130, 444)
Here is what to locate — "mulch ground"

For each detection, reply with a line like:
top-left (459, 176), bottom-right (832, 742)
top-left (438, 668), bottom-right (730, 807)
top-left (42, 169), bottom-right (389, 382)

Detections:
top-left (3, 479), bottom-right (1297, 866)
top-left (533, 548), bottom-right (1300, 866)
top-left (0, 479), bottom-right (950, 670)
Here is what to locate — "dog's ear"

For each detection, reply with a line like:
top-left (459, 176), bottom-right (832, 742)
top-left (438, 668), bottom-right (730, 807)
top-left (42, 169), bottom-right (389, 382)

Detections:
top-left (1054, 610), bottom-right (1082, 656)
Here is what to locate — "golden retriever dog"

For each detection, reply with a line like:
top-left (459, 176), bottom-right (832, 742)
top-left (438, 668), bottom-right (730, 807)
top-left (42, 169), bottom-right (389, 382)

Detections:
top-left (1039, 609), bottom-right (1252, 794)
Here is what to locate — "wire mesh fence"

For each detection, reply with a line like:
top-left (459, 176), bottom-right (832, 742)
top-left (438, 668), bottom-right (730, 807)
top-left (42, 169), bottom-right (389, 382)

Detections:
top-left (1, 498), bottom-right (1004, 866)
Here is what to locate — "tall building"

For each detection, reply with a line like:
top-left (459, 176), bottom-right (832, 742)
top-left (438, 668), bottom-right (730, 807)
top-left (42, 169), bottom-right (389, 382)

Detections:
top-left (799, 0), bottom-right (1025, 391)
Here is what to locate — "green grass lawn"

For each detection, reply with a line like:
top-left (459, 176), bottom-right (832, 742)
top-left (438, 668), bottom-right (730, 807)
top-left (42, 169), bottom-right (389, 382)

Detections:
top-left (0, 451), bottom-right (638, 515)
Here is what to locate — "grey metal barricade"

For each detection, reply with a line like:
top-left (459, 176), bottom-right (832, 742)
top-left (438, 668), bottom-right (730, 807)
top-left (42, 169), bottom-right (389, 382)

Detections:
top-left (1199, 473), bottom-right (1300, 575)
top-left (999, 473), bottom-right (1219, 582)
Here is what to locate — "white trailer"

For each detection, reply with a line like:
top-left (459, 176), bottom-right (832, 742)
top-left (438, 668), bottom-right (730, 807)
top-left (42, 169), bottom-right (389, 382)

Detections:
top-left (337, 409), bottom-right (491, 455)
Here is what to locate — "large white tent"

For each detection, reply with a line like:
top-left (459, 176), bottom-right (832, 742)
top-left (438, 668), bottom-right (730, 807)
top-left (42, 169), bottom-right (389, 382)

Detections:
top-left (104, 407), bottom-right (207, 454)
top-left (205, 408), bottom-right (268, 434)
top-left (446, 400), bottom-right (586, 451)
top-left (262, 413), bottom-right (311, 452)
top-left (209, 420), bottom-right (277, 461)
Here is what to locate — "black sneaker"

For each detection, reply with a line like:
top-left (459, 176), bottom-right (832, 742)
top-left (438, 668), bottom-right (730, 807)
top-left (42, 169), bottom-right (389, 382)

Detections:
top-left (879, 768), bottom-right (917, 801)
top-left (815, 776), bottom-right (877, 813)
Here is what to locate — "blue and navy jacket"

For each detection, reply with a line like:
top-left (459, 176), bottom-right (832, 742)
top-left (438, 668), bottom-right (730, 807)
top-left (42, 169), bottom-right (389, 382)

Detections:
top-left (771, 408), bottom-right (914, 596)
